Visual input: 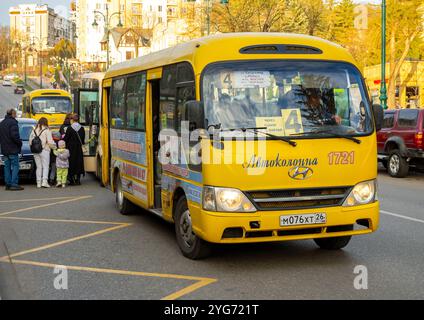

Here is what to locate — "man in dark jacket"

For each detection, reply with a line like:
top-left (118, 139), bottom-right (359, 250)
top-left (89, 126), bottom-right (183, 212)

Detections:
top-left (0, 109), bottom-right (24, 191)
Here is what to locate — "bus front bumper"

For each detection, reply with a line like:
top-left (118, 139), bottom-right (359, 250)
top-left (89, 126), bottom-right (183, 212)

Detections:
top-left (193, 201), bottom-right (379, 244)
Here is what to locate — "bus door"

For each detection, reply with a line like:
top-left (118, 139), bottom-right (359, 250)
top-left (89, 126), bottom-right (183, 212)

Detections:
top-left (147, 68), bottom-right (163, 209)
top-left (73, 88), bottom-right (100, 172)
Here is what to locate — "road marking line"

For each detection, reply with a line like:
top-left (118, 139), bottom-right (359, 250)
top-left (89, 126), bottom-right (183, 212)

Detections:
top-left (381, 210), bottom-right (424, 224)
top-left (0, 216), bottom-right (127, 225)
top-left (0, 196), bottom-right (93, 217)
top-left (0, 223), bottom-right (132, 260)
top-left (0, 196), bottom-right (74, 203)
top-left (0, 258), bottom-right (217, 300)
top-left (161, 278), bottom-right (217, 300)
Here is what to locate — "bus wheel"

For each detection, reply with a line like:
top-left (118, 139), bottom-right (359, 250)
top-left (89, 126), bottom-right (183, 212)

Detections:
top-left (115, 174), bottom-right (135, 215)
top-left (174, 196), bottom-right (211, 260)
top-left (314, 236), bottom-right (352, 250)
top-left (314, 225), bottom-right (353, 250)
top-left (97, 157), bottom-right (104, 187)
top-left (387, 150), bottom-right (409, 178)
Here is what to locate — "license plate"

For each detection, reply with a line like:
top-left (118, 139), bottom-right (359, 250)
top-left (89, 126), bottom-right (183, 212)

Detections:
top-left (280, 213), bottom-right (327, 226)
top-left (19, 163), bottom-right (31, 170)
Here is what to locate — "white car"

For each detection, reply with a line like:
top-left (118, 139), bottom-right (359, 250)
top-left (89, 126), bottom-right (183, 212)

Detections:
top-left (2, 79), bottom-right (12, 86)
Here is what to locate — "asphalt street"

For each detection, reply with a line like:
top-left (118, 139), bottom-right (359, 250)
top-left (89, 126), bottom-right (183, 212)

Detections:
top-left (0, 83), bottom-right (22, 115)
top-left (0, 167), bottom-right (423, 300)
top-left (0, 85), bottom-right (423, 300)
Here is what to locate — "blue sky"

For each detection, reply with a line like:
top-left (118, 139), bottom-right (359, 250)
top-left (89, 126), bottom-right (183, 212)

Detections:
top-left (0, 0), bottom-right (380, 27)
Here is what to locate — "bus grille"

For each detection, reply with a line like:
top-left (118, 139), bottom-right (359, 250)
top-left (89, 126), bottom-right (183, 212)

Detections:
top-left (246, 187), bottom-right (351, 210)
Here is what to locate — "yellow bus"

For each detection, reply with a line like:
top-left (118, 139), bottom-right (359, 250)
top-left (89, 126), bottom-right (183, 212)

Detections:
top-left (100, 33), bottom-right (384, 259)
top-left (22, 89), bottom-right (73, 128)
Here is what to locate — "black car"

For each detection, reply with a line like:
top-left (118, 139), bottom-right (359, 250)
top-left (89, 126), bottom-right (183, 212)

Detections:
top-left (14, 84), bottom-right (25, 94)
top-left (0, 118), bottom-right (37, 181)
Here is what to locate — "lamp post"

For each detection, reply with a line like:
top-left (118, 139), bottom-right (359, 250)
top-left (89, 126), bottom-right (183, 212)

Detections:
top-left (31, 36), bottom-right (48, 89)
top-left (92, 4), bottom-right (123, 70)
top-left (380, 0), bottom-right (388, 109)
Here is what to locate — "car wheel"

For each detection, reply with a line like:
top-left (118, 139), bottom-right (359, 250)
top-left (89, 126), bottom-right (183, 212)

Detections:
top-left (174, 196), bottom-right (211, 260)
top-left (387, 150), bottom-right (409, 178)
top-left (115, 174), bottom-right (135, 215)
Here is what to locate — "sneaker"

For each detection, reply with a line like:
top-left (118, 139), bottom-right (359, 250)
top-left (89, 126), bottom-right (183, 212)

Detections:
top-left (37, 182), bottom-right (42, 188)
top-left (5, 185), bottom-right (10, 190)
top-left (56, 183), bottom-right (62, 188)
top-left (9, 185), bottom-right (24, 191)
top-left (41, 181), bottom-right (50, 188)
top-left (62, 184), bottom-right (66, 188)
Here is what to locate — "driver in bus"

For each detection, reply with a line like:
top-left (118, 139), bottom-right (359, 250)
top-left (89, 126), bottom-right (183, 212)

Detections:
top-left (305, 88), bottom-right (341, 126)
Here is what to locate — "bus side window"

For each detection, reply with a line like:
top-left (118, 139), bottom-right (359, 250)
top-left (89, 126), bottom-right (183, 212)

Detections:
top-left (159, 65), bottom-right (177, 131)
top-left (110, 78), bottom-right (126, 128)
top-left (126, 72), bottom-right (146, 131)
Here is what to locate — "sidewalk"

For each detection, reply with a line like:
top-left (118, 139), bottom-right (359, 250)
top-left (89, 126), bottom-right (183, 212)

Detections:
top-left (27, 76), bottom-right (51, 89)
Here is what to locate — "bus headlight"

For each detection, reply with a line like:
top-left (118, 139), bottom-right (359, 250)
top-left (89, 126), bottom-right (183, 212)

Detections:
top-left (343, 180), bottom-right (376, 206)
top-left (202, 187), bottom-right (256, 212)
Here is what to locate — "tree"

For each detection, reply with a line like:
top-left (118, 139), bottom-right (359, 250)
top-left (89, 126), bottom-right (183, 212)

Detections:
top-left (386, 0), bottom-right (423, 108)
top-left (49, 39), bottom-right (76, 62)
top-left (0, 26), bottom-right (9, 70)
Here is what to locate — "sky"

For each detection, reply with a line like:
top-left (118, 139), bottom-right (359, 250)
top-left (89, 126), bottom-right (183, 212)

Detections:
top-left (0, 0), bottom-right (381, 27)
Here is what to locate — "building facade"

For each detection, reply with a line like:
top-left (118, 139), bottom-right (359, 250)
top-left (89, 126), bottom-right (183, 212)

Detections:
top-left (9, 4), bottom-right (75, 49)
top-left (365, 60), bottom-right (424, 109)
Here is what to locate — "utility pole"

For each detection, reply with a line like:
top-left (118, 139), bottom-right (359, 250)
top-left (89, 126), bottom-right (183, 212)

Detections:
top-left (380, 0), bottom-right (388, 109)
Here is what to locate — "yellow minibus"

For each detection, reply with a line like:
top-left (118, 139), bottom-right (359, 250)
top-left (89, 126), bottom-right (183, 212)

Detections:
top-left (100, 33), bottom-right (384, 259)
top-left (22, 89), bottom-right (73, 128)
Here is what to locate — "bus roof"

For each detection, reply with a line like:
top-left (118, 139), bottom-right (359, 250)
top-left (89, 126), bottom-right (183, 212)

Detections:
top-left (104, 32), bottom-right (358, 80)
top-left (81, 72), bottom-right (105, 81)
top-left (24, 89), bottom-right (71, 99)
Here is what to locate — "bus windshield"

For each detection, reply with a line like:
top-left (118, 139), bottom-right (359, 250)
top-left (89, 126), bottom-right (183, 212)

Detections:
top-left (202, 61), bottom-right (373, 137)
top-left (31, 96), bottom-right (72, 114)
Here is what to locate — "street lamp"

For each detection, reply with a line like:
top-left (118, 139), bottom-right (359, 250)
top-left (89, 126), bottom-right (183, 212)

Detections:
top-left (92, 4), bottom-right (123, 69)
top-left (380, 0), bottom-right (388, 109)
top-left (31, 36), bottom-right (48, 89)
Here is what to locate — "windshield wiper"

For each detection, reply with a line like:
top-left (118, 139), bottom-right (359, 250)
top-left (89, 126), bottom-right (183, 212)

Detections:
top-left (291, 129), bottom-right (361, 144)
top-left (216, 126), bottom-right (297, 147)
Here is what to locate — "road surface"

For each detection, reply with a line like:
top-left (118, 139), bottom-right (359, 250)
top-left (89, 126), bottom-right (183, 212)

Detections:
top-left (0, 82), bottom-right (23, 116)
top-left (0, 167), bottom-right (423, 300)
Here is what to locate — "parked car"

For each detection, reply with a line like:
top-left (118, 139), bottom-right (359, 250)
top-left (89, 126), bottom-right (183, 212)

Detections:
top-left (0, 118), bottom-right (37, 182)
top-left (2, 79), bottom-right (12, 86)
top-left (377, 108), bottom-right (424, 177)
top-left (14, 84), bottom-right (25, 94)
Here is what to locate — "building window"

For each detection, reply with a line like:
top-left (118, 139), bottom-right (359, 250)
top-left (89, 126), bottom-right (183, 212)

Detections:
top-left (158, 5), bottom-right (162, 12)
top-left (158, 17), bottom-right (162, 24)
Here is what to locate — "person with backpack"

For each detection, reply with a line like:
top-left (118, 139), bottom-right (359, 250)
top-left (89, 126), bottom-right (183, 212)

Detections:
top-left (29, 117), bottom-right (56, 188)
top-left (0, 109), bottom-right (24, 191)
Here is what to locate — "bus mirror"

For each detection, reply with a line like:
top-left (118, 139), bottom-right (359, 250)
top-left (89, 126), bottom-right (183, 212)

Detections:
top-left (184, 101), bottom-right (205, 131)
top-left (372, 103), bottom-right (384, 131)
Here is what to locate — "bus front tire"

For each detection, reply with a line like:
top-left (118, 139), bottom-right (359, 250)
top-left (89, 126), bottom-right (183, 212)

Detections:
top-left (174, 196), bottom-right (211, 260)
top-left (314, 235), bottom-right (352, 250)
top-left (115, 174), bottom-right (135, 215)
top-left (314, 225), bottom-right (353, 250)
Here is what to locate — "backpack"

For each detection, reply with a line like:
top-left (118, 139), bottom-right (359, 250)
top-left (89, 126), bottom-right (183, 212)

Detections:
top-left (30, 128), bottom-right (46, 154)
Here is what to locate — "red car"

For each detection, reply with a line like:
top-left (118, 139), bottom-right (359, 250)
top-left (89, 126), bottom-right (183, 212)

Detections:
top-left (377, 108), bottom-right (424, 177)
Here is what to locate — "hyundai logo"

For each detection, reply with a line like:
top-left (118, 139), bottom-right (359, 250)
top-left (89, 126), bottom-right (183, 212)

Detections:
top-left (288, 166), bottom-right (313, 180)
